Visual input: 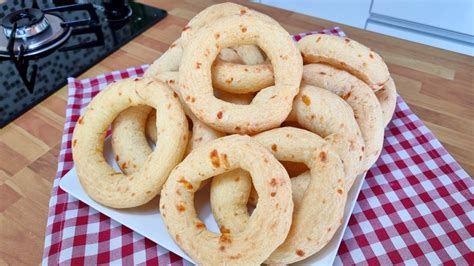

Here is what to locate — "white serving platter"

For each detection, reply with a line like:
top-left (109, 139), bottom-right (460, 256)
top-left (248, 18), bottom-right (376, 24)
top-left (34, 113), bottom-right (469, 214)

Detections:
top-left (60, 137), bottom-right (366, 265)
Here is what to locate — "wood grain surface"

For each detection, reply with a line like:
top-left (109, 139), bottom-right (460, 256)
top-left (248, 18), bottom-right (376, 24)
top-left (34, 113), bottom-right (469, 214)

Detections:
top-left (0, 0), bottom-right (472, 264)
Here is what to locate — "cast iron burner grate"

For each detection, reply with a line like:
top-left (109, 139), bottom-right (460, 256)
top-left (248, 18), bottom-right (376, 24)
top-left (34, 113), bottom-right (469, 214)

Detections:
top-left (0, 0), bottom-right (167, 128)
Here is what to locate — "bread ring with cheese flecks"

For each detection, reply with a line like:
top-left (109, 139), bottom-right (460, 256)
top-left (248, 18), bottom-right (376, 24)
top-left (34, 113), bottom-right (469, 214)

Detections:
top-left (302, 63), bottom-right (384, 170)
top-left (72, 78), bottom-right (188, 208)
top-left (179, 15), bottom-right (302, 134)
top-left (112, 72), bottom-right (224, 176)
top-left (160, 135), bottom-right (293, 265)
top-left (298, 34), bottom-right (390, 91)
top-left (210, 127), bottom-right (346, 264)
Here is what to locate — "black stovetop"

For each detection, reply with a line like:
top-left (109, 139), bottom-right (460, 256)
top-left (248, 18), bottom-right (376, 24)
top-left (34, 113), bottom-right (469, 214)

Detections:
top-left (0, 0), bottom-right (167, 127)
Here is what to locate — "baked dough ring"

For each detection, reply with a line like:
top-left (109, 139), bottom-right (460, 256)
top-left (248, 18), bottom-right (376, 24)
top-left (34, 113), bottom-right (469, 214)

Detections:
top-left (112, 72), bottom-right (224, 175)
top-left (298, 34), bottom-right (390, 91)
top-left (160, 135), bottom-right (293, 265)
top-left (179, 15), bottom-right (302, 134)
top-left (292, 85), bottom-right (365, 188)
top-left (72, 78), bottom-right (188, 208)
top-left (210, 127), bottom-right (346, 264)
top-left (146, 2), bottom-right (274, 92)
top-left (376, 77), bottom-right (397, 127)
top-left (302, 63), bottom-right (384, 170)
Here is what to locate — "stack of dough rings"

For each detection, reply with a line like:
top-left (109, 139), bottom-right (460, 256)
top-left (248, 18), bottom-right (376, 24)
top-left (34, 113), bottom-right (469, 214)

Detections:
top-left (71, 2), bottom-right (397, 264)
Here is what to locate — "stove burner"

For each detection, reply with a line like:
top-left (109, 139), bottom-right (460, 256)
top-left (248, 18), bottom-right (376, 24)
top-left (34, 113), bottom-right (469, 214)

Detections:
top-left (103, 2), bottom-right (133, 22)
top-left (0, 13), bottom-right (70, 57)
top-left (2, 8), bottom-right (50, 39)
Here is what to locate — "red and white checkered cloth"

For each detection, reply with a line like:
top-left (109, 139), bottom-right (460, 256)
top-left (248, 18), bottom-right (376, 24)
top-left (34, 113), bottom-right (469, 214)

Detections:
top-left (42, 27), bottom-right (474, 265)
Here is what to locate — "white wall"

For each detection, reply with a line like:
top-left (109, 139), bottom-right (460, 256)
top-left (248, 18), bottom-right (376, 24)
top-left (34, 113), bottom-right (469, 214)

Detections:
top-left (254, 0), bottom-right (474, 56)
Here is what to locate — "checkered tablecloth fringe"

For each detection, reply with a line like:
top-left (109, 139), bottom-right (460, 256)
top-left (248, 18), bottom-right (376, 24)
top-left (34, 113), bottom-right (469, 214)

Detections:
top-left (42, 27), bottom-right (474, 265)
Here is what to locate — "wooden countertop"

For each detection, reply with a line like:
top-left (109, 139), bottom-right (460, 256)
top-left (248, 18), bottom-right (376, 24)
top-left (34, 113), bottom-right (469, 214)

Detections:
top-left (0, 0), bottom-right (472, 264)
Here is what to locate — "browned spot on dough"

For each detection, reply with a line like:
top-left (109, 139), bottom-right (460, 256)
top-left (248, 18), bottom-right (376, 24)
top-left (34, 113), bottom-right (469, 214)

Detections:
top-left (342, 90), bottom-right (352, 100)
top-left (322, 199), bottom-right (326, 204)
top-left (240, 8), bottom-right (247, 15)
top-left (175, 234), bottom-right (181, 244)
top-left (217, 111), bottom-right (223, 119)
top-left (195, 62), bottom-right (201, 69)
top-left (234, 176), bottom-right (240, 182)
top-left (178, 177), bottom-right (194, 190)
top-left (350, 140), bottom-right (356, 151)
top-left (173, 92), bottom-right (178, 98)
top-left (168, 79), bottom-right (175, 84)
top-left (121, 162), bottom-right (128, 170)
top-left (271, 144), bottom-right (278, 152)
top-left (170, 43), bottom-right (176, 48)
top-left (362, 146), bottom-right (365, 152)
top-left (240, 25), bottom-right (247, 32)
top-left (146, 191), bottom-right (152, 194)
top-left (195, 222), bottom-right (205, 229)
top-left (271, 192), bottom-right (276, 197)
top-left (222, 153), bottom-right (230, 169)
top-left (204, 49), bottom-right (210, 57)
top-left (270, 178), bottom-right (278, 187)
top-left (363, 62), bottom-right (368, 67)
top-left (316, 36), bottom-right (322, 42)
top-left (219, 233), bottom-right (232, 244)
top-left (191, 97), bottom-right (196, 103)
top-left (220, 225), bottom-right (230, 234)
top-left (264, 158), bottom-right (269, 163)
top-left (128, 98), bottom-right (132, 103)
top-left (296, 249), bottom-right (305, 256)
top-left (369, 53), bottom-right (374, 59)
top-left (167, 103), bottom-right (171, 109)
top-left (185, 96), bottom-right (190, 101)
top-left (311, 114), bottom-right (316, 120)
top-left (270, 95), bottom-right (277, 99)
top-left (328, 227), bottom-right (332, 232)
top-left (244, 68), bottom-right (248, 72)
top-left (229, 254), bottom-right (242, 259)
top-left (214, 33), bottom-right (220, 39)
top-left (280, 55), bottom-right (288, 60)
top-left (319, 72), bottom-right (326, 75)
top-left (182, 25), bottom-right (190, 31)
top-left (337, 188), bottom-right (343, 194)
top-left (302, 95), bottom-right (311, 106)
top-left (176, 204), bottom-right (186, 212)
top-left (359, 155), bottom-right (363, 161)
top-left (235, 126), bottom-right (241, 131)
top-left (110, 173), bottom-right (121, 176)
top-left (225, 77), bottom-right (234, 84)
top-left (345, 38), bottom-right (350, 43)
top-left (338, 179), bottom-right (343, 183)
top-left (210, 149), bottom-right (220, 168)
top-left (118, 92), bottom-right (122, 96)
top-left (219, 246), bottom-right (225, 251)
top-left (72, 139), bottom-right (77, 147)
top-left (319, 151), bottom-right (327, 162)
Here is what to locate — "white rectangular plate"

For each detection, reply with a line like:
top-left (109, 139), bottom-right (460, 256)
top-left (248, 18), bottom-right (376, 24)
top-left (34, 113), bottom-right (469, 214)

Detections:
top-left (60, 137), bottom-right (366, 265)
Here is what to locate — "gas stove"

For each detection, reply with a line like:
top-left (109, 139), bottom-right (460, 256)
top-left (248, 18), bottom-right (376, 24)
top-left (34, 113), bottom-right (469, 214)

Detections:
top-left (0, 0), bottom-right (167, 127)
